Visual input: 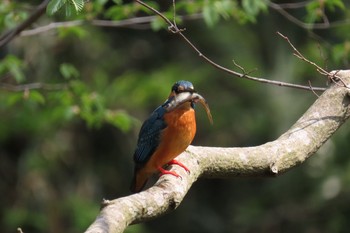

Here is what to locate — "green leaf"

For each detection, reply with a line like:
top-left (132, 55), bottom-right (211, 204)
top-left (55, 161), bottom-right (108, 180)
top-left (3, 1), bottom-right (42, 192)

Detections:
top-left (69, 0), bottom-right (84, 12)
top-left (0, 55), bottom-right (26, 83)
top-left (47, 0), bottom-right (66, 15)
top-left (47, 0), bottom-right (84, 16)
top-left (150, 16), bottom-right (167, 31)
top-left (80, 92), bottom-right (106, 128)
top-left (242, 0), bottom-right (267, 22)
top-left (305, 1), bottom-right (322, 23)
top-left (58, 26), bottom-right (87, 39)
top-left (332, 41), bottom-right (350, 65)
top-left (4, 11), bottom-right (28, 29)
top-left (28, 91), bottom-right (46, 104)
top-left (112, 0), bottom-right (123, 5)
top-left (176, 1), bottom-right (202, 14)
top-left (105, 5), bottom-right (126, 20)
top-left (203, 3), bottom-right (220, 27)
top-left (6, 92), bottom-right (23, 106)
top-left (65, 3), bottom-right (74, 16)
top-left (105, 110), bottom-right (134, 132)
top-left (69, 80), bottom-right (87, 95)
top-left (325, 0), bottom-right (345, 11)
top-left (59, 63), bottom-right (80, 80)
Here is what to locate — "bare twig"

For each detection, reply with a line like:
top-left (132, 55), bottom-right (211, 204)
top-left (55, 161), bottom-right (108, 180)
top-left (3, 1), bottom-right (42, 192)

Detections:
top-left (20, 14), bottom-right (203, 36)
top-left (172, 0), bottom-right (177, 28)
top-left (135, 0), bottom-right (326, 92)
top-left (232, 59), bottom-right (257, 76)
top-left (0, 82), bottom-right (67, 92)
top-left (308, 80), bottom-right (320, 97)
top-left (277, 32), bottom-right (328, 74)
top-left (317, 43), bottom-right (328, 71)
top-left (21, 20), bottom-right (84, 36)
top-left (273, 1), bottom-right (311, 9)
top-left (277, 32), bottom-right (349, 88)
top-left (267, 1), bottom-right (350, 30)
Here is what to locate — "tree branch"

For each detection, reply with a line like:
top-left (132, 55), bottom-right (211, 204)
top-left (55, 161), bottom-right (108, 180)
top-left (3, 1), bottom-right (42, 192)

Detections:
top-left (0, 0), bottom-right (50, 48)
top-left (0, 82), bottom-right (67, 91)
top-left (135, 0), bottom-right (327, 92)
top-left (20, 14), bottom-right (203, 36)
top-left (85, 70), bottom-right (350, 233)
top-left (277, 32), bottom-right (348, 87)
top-left (267, 1), bottom-right (350, 30)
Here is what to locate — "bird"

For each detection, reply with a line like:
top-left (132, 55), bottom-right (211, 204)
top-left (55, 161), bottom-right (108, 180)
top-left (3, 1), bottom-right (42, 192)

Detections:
top-left (130, 80), bottom-right (213, 193)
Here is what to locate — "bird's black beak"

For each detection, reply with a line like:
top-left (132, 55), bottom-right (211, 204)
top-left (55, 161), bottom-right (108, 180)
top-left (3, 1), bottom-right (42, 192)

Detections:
top-left (170, 87), bottom-right (196, 97)
top-left (177, 87), bottom-right (197, 94)
top-left (163, 91), bottom-right (213, 124)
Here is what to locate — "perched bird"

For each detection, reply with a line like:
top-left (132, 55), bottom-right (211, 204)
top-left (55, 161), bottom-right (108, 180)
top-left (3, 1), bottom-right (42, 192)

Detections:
top-left (130, 80), bottom-right (213, 193)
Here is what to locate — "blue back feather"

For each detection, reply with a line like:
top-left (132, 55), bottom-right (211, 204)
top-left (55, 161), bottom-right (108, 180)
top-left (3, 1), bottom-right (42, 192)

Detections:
top-left (133, 105), bottom-right (167, 165)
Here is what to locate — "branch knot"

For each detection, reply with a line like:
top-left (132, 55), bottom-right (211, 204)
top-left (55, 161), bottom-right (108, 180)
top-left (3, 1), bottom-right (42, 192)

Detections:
top-left (168, 25), bottom-right (186, 34)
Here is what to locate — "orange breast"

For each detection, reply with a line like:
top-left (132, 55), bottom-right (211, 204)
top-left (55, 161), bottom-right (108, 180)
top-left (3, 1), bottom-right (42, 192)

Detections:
top-left (145, 105), bottom-right (196, 172)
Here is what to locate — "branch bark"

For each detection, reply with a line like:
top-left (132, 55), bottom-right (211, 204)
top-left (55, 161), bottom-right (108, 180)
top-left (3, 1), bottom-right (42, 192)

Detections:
top-left (85, 70), bottom-right (350, 233)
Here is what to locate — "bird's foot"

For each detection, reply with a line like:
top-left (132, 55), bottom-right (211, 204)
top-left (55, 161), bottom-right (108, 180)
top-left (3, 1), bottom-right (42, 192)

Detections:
top-left (168, 159), bottom-right (190, 173)
top-left (158, 167), bottom-right (181, 178)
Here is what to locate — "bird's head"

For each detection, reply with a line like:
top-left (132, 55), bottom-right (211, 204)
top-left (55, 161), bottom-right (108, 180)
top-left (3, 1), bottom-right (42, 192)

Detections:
top-left (163, 80), bottom-right (213, 124)
top-left (170, 80), bottom-right (196, 96)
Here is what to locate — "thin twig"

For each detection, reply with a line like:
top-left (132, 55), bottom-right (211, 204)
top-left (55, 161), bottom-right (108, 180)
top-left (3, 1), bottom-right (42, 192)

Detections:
top-left (267, 1), bottom-right (350, 30)
top-left (273, 1), bottom-right (311, 9)
top-left (172, 0), bottom-right (177, 27)
top-left (232, 59), bottom-right (257, 76)
top-left (277, 31), bottom-right (348, 88)
top-left (20, 14), bottom-right (203, 36)
top-left (0, 82), bottom-right (67, 92)
top-left (135, 0), bottom-right (326, 92)
top-left (21, 20), bottom-right (84, 36)
top-left (317, 43), bottom-right (328, 70)
top-left (308, 80), bottom-right (320, 97)
top-left (277, 32), bottom-right (328, 73)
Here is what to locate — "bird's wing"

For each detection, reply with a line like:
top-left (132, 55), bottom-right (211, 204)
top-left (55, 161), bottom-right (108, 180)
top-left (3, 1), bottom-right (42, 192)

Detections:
top-left (133, 106), bottom-right (167, 164)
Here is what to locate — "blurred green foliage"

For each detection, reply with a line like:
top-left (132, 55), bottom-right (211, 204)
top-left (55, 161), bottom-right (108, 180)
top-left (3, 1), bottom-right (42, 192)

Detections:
top-left (1, 0), bottom-right (350, 233)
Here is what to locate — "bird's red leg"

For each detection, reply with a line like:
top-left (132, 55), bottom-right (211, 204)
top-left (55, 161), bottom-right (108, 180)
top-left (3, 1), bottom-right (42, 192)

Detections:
top-left (168, 159), bottom-right (190, 173)
top-left (158, 167), bottom-right (180, 178)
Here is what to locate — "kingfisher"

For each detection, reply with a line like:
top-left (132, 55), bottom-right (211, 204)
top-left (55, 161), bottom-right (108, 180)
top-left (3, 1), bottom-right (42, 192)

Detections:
top-left (130, 80), bottom-right (213, 193)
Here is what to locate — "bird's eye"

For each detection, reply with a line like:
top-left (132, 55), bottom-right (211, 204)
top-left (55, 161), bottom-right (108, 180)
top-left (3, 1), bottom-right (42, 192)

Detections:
top-left (176, 86), bottom-right (185, 93)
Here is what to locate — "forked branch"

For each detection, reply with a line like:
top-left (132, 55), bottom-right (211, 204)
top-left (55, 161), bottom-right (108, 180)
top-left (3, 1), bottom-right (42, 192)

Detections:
top-left (135, 0), bottom-right (327, 92)
top-left (0, 0), bottom-right (50, 48)
top-left (83, 3), bottom-right (350, 233)
top-left (277, 32), bottom-right (348, 88)
top-left (85, 70), bottom-right (350, 233)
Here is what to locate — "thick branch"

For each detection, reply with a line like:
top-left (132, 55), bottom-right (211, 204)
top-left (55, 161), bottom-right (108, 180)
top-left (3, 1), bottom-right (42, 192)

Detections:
top-left (85, 70), bottom-right (350, 233)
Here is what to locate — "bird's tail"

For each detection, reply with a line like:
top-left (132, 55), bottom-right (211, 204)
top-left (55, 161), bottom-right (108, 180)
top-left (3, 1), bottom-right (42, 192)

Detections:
top-left (130, 167), bottom-right (149, 193)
